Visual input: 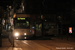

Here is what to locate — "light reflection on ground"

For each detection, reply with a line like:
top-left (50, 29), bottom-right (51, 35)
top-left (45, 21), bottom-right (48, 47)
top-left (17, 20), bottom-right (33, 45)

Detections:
top-left (13, 48), bottom-right (22, 50)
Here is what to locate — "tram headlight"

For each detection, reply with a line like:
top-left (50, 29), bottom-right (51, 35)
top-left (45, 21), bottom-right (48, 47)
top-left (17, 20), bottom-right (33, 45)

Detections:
top-left (24, 33), bottom-right (26, 35)
top-left (14, 32), bottom-right (19, 36)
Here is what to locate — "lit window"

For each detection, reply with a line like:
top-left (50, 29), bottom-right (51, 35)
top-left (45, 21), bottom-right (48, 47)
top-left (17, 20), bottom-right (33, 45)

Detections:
top-left (23, 23), bottom-right (25, 25)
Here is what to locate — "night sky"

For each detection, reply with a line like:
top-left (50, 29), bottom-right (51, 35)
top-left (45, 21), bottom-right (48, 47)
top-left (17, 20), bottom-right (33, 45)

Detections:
top-left (25, 0), bottom-right (72, 14)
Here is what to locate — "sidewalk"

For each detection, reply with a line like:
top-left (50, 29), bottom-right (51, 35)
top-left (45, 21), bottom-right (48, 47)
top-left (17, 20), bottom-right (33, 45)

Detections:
top-left (0, 38), bottom-right (13, 50)
top-left (0, 29), bottom-right (25, 50)
top-left (0, 29), bottom-right (13, 50)
top-left (2, 38), bottom-right (12, 47)
top-left (0, 38), bottom-right (23, 50)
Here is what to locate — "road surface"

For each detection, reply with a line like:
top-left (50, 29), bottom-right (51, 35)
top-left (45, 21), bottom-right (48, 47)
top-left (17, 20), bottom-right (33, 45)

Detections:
top-left (13, 39), bottom-right (75, 50)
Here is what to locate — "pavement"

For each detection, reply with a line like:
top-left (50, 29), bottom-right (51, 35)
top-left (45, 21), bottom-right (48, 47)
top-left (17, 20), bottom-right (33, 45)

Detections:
top-left (0, 37), bottom-right (75, 50)
top-left (0, 29), bottom-right (75, 50)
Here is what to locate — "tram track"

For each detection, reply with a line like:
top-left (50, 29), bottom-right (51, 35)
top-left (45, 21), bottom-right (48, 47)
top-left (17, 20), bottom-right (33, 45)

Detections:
top-left (22, 40), bottom-right (52, 50)
top-left (15, 40), bottom-right (38, 50)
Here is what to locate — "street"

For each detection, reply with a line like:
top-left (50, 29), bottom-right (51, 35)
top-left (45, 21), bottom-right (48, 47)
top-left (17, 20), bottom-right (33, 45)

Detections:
top-left (0, 38), bottom-right (75, 50)
top-left (13, 39), bottom-right (75, 50)
top-left (1, 29), bottom-right (75, 50)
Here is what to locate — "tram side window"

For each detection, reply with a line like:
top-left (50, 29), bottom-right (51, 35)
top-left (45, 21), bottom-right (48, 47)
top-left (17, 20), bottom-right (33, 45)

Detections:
top-left (49, 25), bottom-right (56, 29)
top-left (26, 21), bottom-right (29, 26)
top-left (36, 24), bottom-right (42, 31)
top-left (44, 23), bottom-right (57, 29)
top-left (23, 23), bottom-right (25, 25)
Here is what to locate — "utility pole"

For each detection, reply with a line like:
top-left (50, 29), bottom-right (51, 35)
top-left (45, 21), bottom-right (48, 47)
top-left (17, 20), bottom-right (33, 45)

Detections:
top-left (0, 14), bottom-right (2, 47)
top-left (57, 16), bottom-right (61, 39)
top-left (0, 6), bottom-right (3, 47)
